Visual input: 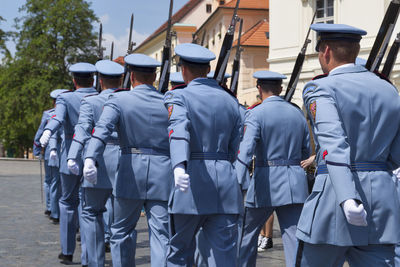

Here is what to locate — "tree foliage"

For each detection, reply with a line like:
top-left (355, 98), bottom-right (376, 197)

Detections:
top-left (0, 0), bottom-right (98, 157)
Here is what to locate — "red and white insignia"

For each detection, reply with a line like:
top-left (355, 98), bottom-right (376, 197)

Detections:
top-left (169, 129), bottom-right (174, 138)
top-left (92, 128), bottom-right (95, 135)
top-left (168, 105), bottom-right (173, 120)
top-left (309, 101), bottom-right (316, 121)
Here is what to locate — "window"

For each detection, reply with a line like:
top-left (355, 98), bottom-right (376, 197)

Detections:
top-left (219, 1), bottom-right (225, 5)
top-left (206, 4), bottom-right (212, 13)
top-left (315, 0), bottom-right (334, 24)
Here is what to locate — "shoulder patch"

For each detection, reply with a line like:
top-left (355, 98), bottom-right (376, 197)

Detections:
top-left (309, 101), bottom-right (317, 121)
top-left (312, 73), bottom-right (328, 80)
top-left (248, 102), bottom-right (261, 110)
top-left (303, 85), bottom-right (317, 97)
top-left (171, 84), bottom-right (187, 90)
top-left (164, 91), bottom-right (173, 101)
top-left (168, 105), bottom-right (173, 119)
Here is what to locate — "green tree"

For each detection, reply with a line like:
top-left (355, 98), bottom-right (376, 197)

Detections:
top-left (0, 0), bottom-right (98, 157)
top-left (0, 16), bottom-right (10, 58)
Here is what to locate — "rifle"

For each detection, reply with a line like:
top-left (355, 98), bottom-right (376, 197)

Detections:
top-left (200, 30), bottom-right (206, 46)
top-left (110, 41), bottom-right (114, 60)
top-left (213, 0), bottom-right (240, 85)
top-left (159, 0), bottom-right (174, 93)
top-left (96, 23), bottom-right (104, 92)
top-left (284, 11), bottom-right (316, 102)
top-left (39, 155), bottom-right (43, 203)
top-left (230, 18), bottom-right (243, 95)
top-left (122, 14), bottom-right (135, 89)
top-left (365, 0), bottom-right (400, 72)
top-left (382, 32), bottom-right (400, 77)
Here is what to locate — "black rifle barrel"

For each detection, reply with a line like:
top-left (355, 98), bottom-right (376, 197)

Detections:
top-left (159, 0), bottom-right (174, 93)
top-left (230, 18), bottom-right (243, 95)
top-left (96, 23), bottom-right (103, 92)
top-left (382, 32), bottom-right (400, 77)
top-left (123, 14), bottom-right (134, 89)
top-left (366, 0), bottom-right (400, 72)
top-left (284, 11), bottom-right (317, 102)
top-left (213, 0), bottom-right (241, 85)
top-left (110, 41), bottom-right (114, 60)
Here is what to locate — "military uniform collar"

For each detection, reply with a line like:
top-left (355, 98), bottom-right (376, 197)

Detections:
top-left (189, 77), bottom-right (220, 87)
top-left (75, 87), bottom-right (97, 93)
top-left (132, 84), bottom-right (157, 91)
top-left (329, 64), bottom-right (366, 76)
top-left (262, 95), bottom-right (283, 103)
top-left (101, 88), bottom-right (117, 95)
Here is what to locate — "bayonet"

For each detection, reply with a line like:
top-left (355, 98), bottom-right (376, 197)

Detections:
top-left (110, 41), bottom-right (114, 60)
top-left (123, 14), bottom-right (135, 89)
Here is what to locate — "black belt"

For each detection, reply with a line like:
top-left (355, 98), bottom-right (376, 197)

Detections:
top-left (121, 147), bottom-right (169, 156)
top-left (190, 152), bottom-right (232, 161)
top-left (255, 159), bottom-right (301, 167)
top-left (317, 161), bottom-right (388, 175)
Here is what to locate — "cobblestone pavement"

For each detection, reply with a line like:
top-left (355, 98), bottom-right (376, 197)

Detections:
top-left (0, 159), bottom-right (288, 266)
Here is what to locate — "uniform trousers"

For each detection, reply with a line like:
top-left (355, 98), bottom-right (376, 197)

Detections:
top-left (59, 173), bottom-right (80, 256)
top-left (239, 204), bottom-right (303, 267)
top-left (103, 195), bottom-right (114, 244)
top-left (111, 198), bottom-right (169, 267)
top-left (44, 160), bottom-right (52, 212)
top-left (394, 244), bottom-right (400, 267)
top-left (298, 242), bottom-right (394, 267)
top-left (167, 213), bottom-right (239, 267)
top-left (45, 162), bottom-right (61, 219)
top-left (81, 187), bottom-right (112, 267)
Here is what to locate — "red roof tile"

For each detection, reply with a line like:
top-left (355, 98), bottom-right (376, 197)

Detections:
top-left (223, 0), bottom-right (268, 9)
top-left (233, 19), bottom-right (269, 47)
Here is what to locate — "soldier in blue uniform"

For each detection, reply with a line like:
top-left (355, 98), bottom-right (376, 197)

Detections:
top-left (67, 60), bottom-right (123, 267)
top-left (39, 63), bottom-right (98, 265)
top-left (297, 23), bottom-right (400, 266)
top-left (33, 89), bottom-right (67, 222)
top-left (82, 54), bottom-right (172, 267)
top-left (164, 43), bottom-right (243, 267)
top-left (236, 71), bottom-right (311, 267)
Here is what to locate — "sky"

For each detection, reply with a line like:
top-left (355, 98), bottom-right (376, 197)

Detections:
top-left (1, 0), bottom-right (190, 59)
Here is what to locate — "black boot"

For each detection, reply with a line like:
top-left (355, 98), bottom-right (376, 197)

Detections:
top-left (58, 253), bottom-right (73, 264)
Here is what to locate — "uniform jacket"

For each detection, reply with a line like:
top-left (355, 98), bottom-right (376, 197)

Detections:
top-left (68, 89), bottom-right (120, 189)
top-left (45, 87), bottom-right (98, 175)
top-left (48, 124), bottom-right (64, 168)
top-left (33, 109), bottom-right (53, 160)
top-left (84, 84), bottom-right (172, 201)
top-left (164, 77), bottom-right (243, 215)
top-left (236, 96), bottom-right (311, 208)
top-left (297, 64), bottom-right (400, 245)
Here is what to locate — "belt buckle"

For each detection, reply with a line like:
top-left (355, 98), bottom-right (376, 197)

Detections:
top-left (267, 160), bottom-right (273, 166)
top-left (131, 148), bottom-right (142, 154)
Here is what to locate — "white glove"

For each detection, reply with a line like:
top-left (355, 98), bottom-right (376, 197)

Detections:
top-left (39, 129), bottom-right (52, 147)
top-left (173, 163), bottom-right (190, 192)
top-left (49, 150), bottom-right (58, 161)
top-left (67, 159), bottom-right (80, 176)
top-left (83, 158), bottom-right (97, 184)
top-left (342, 199), bottom-right (367, 226)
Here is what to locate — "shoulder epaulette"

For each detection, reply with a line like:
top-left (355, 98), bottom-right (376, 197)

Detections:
top-left (61, 90), bottom-right (72, 94)
top-left (374, 71), bottom-right (393, 84)
top-left (312, 73), bottom-right (328, 80)
top-left (114, 88), bottom-right (130, 93)
top-left (84, 93), bottom-right (98, 98)
top-left (171, 84), bottom-right (187, 90)
top-left (248, 102), bottom-right (261, 110)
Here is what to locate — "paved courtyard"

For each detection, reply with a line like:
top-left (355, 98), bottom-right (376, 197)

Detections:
top-left (0, 159), bottom-right (287, 266)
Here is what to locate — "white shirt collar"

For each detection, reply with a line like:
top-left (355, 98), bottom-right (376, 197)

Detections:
top-left (330, 63), bottom-right (355, 74)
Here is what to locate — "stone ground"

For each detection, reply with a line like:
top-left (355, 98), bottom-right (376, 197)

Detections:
top-left (0, 159), bottom-right (295, 266)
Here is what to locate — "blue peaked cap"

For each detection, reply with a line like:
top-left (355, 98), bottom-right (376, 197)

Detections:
top-left (175, 43), bottom-right (216, 64)
top-left (253, 70), bottom-right (286, 82)
top-left (50, 89), bottom-right (69, 99)
top-left (311, 23), bottom-right (367, 52)
top-left (170, 72), bottom-right (185, 84)
top-left (124, 54), bottom-right (161, 70)
top-left (95, 60), bottom-right (124, 76)
top-left (207, 71), bottom-right (231, 79)
top-left (69, 62), bottom-right (96, 75)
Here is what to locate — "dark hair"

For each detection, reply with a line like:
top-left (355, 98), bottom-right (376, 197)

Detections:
top-left (74, 76), bottom-right (94, 87)
top-left (319, 40), bottom-right (360, 63)
top-left (99, 74), bottom-right (122, 89)
top-left (257, 81), bottom-right (282, 95)
top-left (180, 59), bottom-right (210, 77)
